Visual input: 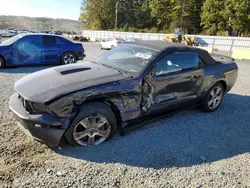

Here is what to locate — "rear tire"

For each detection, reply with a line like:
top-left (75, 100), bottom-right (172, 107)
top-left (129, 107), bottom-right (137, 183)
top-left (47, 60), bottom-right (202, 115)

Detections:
top-left (61, 52), bottom-right (76, 65)
top-left (0, 57), bottom-right (5, 69)
top-left (200, 83), bottom-right (224, 112)
top-left (65, 102), bottom-right (117, 146)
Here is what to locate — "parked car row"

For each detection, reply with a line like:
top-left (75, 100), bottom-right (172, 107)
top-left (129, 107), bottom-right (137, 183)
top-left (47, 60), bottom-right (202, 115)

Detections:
top-left (0, 30), bottom-right (18, 37)
top-left (99, 37), bottom-right (138, 50)
top-left (0, 33), bottom-right (85, 68)
top-left (0, 29), bottom-right (80, 38)
top-left (73, 36), bottom-right (89, 42)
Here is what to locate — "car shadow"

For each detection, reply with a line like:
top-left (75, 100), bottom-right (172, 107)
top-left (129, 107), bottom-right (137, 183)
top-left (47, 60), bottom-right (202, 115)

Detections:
top-left (54, 93), bottom-right (250, 169)
top-left (0, 65), bottom-right (55, 74)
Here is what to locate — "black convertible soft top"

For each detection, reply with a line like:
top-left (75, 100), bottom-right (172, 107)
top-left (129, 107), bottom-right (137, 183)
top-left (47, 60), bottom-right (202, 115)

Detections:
top-left (124, 40), bottom-right (217, 65)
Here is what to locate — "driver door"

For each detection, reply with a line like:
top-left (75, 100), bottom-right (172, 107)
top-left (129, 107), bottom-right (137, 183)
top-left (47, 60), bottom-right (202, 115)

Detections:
top-left (12, 35), bottom-right (44, 65)
top-left (145, 52), bottom-right (205, 116)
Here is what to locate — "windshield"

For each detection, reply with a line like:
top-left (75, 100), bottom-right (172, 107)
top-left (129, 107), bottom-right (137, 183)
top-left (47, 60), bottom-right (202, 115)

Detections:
top-left (1, 35), bottom-right (23, 45)
top-left (95, 45), bottom-right (158, 77)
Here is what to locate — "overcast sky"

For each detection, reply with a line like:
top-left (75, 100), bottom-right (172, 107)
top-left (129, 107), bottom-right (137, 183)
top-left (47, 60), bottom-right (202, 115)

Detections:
top-left (0, 0), bottom-right (82, 20)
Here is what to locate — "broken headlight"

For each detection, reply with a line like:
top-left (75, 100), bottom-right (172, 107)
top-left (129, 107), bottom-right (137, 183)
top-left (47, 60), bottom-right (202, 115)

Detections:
top-left (31, 102), bottom-right (48, 113)
top-left (47, 98), bottom-right (74, 117)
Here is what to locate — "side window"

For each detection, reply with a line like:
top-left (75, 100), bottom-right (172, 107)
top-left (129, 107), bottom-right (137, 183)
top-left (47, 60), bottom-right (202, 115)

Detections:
top-left (56, 37), bottom-right (71, 45)
top-left (156, 52), bottom-right (205, 76)
top-left (42, 35), bottom-right (56, 45)
top-left (15, 36), bottom-right (43, 55)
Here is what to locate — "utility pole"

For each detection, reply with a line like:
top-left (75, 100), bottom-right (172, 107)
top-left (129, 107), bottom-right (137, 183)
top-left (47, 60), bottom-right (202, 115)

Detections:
top-left (115, 1), bottom-right (119, 31)
top-left (180, 0), bottom-right (186, 29)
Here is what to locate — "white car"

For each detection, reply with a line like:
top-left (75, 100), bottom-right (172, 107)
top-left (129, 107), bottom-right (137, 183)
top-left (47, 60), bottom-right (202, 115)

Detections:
top-left (99, 38), bottom-right (124, 50)
top-left (0, 30), bottom-right (17, 37)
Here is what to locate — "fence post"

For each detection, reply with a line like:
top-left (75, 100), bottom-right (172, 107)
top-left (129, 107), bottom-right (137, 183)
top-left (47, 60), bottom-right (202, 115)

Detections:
top-left (230, 38), bottom-right (235, 52)
top-left (212, 37), bottom-right (215, 50)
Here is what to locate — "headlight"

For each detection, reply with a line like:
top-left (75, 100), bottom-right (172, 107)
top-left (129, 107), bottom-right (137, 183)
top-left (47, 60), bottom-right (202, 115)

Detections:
top-left (31, 102), bottom-right (48, 113)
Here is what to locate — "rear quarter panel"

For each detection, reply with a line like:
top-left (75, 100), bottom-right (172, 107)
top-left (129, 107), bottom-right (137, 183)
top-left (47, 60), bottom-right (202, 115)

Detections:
top-left (59, 42), bottom-right (84, 60)
top-left (200, 61), bottom-right (238, 97)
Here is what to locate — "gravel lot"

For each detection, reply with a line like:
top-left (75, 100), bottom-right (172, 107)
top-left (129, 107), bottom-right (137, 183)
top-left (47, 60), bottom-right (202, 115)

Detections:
top-left (0, 41), bottom-right (250, 188)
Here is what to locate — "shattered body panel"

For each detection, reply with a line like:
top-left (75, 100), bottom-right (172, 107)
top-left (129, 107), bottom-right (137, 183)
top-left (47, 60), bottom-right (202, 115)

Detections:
top-left (9, 41), bottom-right (238, 146)
top-left (50, 78), bottom-right (143, 122)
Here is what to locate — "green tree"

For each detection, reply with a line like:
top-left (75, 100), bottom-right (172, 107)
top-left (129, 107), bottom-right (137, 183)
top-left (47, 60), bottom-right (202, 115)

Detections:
top-left (149, 0), bottom-right (173, 31)
top-left (118, 0), bottom-right (153, 30)
top-left (134, 0), bottom-right (154, 30)
top-left (223, 0), bottom-right (250, 36)
top-left (183, 0), bottom-right (204, 33)
top-left (201, 0), bottom-right (226, 35)
top-left (80, 0), bottom-right (116, 30)
top-left (148, 0), bottom-right (204, 33)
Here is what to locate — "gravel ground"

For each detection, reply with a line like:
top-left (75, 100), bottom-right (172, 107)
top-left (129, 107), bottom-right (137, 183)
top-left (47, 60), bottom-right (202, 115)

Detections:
top-left (0, 42), bottom-right (250, 188)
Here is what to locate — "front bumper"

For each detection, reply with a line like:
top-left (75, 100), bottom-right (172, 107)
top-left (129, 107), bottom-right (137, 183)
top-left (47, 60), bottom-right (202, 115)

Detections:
top-left (9, 93), bottom-right (70, 146)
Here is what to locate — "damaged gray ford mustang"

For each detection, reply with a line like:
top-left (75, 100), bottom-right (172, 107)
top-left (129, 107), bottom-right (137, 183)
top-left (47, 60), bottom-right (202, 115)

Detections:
top-left (9, 41), bottom-right (238, 147)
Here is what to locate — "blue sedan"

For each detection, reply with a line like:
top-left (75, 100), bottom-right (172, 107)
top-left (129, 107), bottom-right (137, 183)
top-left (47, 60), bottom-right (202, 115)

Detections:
top-left (0, 34), bottom-right (85, 68)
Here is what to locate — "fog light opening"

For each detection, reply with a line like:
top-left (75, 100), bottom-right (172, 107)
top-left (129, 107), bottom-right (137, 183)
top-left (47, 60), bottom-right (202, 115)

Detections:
top-left (34, 124), bottom-right (51, 128)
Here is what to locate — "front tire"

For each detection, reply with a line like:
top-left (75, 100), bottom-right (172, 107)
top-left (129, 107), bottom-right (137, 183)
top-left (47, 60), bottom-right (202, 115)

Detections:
top-left (0, 56), bottom-right (4, 69)
top-left (99, 44), bottom-right (103, 50)
top-left (65, 102), bottom-right (117, 146)
top-left (61, 52), bottom-right (76, 65)
top-left (200, 83), bottom-right (224, 112)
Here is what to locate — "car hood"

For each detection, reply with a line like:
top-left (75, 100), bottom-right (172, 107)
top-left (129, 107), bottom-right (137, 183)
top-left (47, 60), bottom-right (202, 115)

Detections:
top-left (14, 62), bottom-right (128, 104)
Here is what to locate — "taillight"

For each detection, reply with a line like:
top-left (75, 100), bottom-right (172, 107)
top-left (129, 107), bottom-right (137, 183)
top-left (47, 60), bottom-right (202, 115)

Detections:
top-left (117, 42), bottom-right (121, 44)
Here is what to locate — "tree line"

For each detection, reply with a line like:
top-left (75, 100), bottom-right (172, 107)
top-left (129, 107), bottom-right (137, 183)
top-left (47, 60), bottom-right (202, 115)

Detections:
top-left (80, 0), bottom-right (250, 36)
top-left (0, 16), bottom-right (81, 32)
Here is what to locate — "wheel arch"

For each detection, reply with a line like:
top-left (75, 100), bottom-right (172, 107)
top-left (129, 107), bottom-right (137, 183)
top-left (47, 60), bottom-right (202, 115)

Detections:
top-left (60, 51), bottom-right (78, 64)
top-left (200, 79), bottom-right (227, 99)
top-left (61, 51), bottom-right (77, 58)
top-left (218, 80), bottom-right (227, 91)
top-left (78, 98), bottom-right (122, 129)
top-left (0, 54), bottom-right (5, 66)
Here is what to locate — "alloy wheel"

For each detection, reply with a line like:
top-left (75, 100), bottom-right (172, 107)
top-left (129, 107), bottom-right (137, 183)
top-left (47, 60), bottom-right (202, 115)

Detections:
top-left (73, 114), bottom-right (112, 146)
top-left (208, 86), bottom-right (223, 110)
top-left (64, 54), bottom-right (75, 64)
